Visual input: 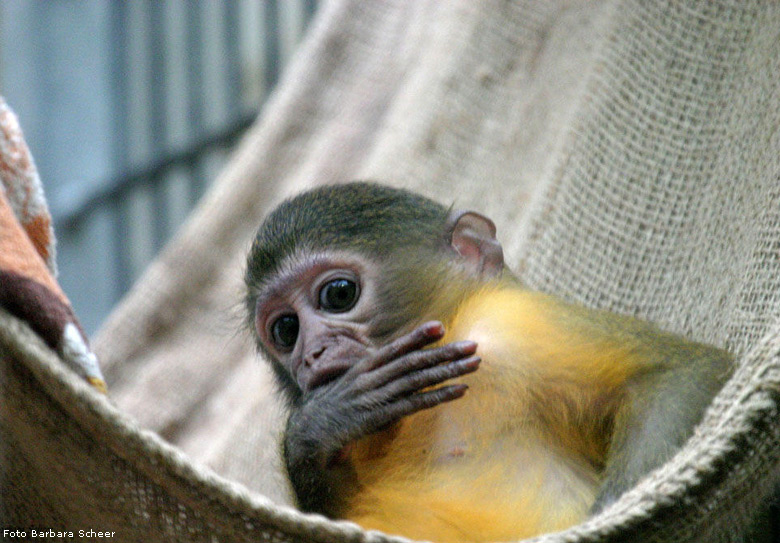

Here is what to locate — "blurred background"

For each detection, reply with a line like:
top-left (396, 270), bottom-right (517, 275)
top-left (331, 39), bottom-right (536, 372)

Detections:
top-left (0, 1), bottom-right (318, 334)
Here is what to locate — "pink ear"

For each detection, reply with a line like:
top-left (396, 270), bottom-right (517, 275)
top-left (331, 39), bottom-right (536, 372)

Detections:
top-left (446, 211), bottom-right (504, 277)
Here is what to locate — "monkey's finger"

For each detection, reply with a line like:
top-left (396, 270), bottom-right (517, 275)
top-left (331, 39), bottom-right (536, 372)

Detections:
top-left (376, 357), bottom-right (480, 398)
top-left (364, 342), bottom-right (478, 389)
top-left (383, 384), bottom-right (469, 422)
top-left (358, 321), bottom-right (446, 372)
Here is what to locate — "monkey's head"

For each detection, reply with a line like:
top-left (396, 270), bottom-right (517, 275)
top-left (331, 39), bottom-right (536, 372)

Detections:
top-left (245, 182), bottom-right (504, 402)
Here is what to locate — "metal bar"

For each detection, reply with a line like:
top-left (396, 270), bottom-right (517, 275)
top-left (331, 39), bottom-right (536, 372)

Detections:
top-left (56, 113), bottom-right (255, 230)
top-left (303, 0), bottom-right (318, 21)
top-left (224, 0), bottom-right (242, 118)
top-left (108, 1), bottom-right (132, 295)
top-left (263, 0), bottom-right (281, 91)
top-left (185, 0), bottom-right (206, 204)
top-left (149, 1), bottom-right (169, 251)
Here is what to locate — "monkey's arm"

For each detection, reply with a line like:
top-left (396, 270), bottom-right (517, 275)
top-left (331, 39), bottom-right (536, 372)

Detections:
top-left (591, 339), bottom-right (733, 512)
top-left (505, 292), bottom-right (735, 511)
top-left (284, 322), bottom-right (480, 515)
top-left (531, 296), bottom-right (735, 512)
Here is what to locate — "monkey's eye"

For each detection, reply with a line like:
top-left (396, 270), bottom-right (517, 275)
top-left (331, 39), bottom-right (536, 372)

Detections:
top-left (271, 315), bottom-right (299, 349)
top-left (319, 279), bottom-right (359, 312)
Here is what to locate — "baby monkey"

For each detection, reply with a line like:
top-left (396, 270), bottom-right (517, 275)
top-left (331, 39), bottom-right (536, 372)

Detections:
top-left (245, 182), bottom-right (732, 542)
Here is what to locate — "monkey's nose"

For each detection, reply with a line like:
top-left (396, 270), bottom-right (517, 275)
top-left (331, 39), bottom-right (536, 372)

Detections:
top-left (304, 345), bottom-right (327, 366)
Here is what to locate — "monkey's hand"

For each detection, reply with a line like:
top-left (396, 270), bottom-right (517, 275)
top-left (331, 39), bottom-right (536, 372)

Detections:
top-left (284, 321), bottom-right (479, 514)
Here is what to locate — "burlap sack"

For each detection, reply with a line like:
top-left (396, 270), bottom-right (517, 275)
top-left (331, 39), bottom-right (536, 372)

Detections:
top-left (2, 1), bottom-right (778, 541)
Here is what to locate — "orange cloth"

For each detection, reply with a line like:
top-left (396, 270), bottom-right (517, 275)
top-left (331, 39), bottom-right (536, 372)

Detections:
top-left (0, 96), bottom-right (105, 393)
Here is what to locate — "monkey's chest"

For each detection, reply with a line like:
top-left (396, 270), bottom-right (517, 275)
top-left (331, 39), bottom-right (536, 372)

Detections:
top-left (352, 403), bottom-right (598, 541)
top-left (349, 412), bottom-right (598, 542)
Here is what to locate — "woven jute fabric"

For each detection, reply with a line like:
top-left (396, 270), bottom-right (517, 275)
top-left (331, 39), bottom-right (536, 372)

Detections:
top-left (2, 1), bottom-right (779, 541)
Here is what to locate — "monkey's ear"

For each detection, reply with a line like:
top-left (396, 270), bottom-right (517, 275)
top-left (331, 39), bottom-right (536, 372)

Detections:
top-left (445, 210), bottom-right (504, 277)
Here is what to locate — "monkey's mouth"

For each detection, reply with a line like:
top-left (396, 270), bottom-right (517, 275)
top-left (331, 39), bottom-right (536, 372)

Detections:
top-left (306, 364), bottom-right (351, 391)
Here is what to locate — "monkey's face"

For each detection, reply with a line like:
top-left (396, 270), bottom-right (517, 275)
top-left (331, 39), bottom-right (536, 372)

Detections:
top-left (251, 251), bottom-right (386, 393)
top-left (246, 184), bottom-right (505, 397)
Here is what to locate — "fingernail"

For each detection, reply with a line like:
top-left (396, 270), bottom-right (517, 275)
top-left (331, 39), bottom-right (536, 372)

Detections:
top-left (423, 321), bottom-right (445, 336)
top-left (456, 340), bottom-right (478, 352)
top-left (461, 356), bottom-right (481, 368)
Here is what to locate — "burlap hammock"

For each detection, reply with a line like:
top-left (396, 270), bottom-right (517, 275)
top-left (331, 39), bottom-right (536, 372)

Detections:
top-left (2, 0), bottom-right (780, 541)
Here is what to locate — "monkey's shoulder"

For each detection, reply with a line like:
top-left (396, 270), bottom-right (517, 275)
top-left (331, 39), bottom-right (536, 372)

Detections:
top-left (443, 287), bottom-right (646, 387)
